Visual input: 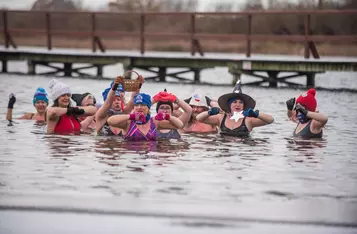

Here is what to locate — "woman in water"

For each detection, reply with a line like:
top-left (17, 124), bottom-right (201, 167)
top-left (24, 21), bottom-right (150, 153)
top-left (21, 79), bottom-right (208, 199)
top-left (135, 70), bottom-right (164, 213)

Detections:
top-left (46, 79), bottom-right (96, 134)
top-left (181, 89), bottom-right (218, 133)
top-left (107, 93), bottom-right (184, 141)
top-left (286, 88), bottom-right (328, 138)
top-left (6, 88), bottom-right (49, 122)
top-left (95, 75), bottom-right (144, 136)
top-left (153, 90), bottom-right (192, 139)
top-left (196, 91), bottom-right (274, 137)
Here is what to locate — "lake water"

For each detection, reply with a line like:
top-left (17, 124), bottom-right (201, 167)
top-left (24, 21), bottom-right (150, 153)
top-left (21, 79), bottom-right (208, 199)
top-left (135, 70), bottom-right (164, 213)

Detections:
top-left (0, 50), bottom-right (357, 233)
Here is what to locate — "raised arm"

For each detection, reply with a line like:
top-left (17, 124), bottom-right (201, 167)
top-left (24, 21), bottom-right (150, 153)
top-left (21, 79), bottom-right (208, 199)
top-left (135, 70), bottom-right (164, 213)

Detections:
top-left (6, 94), bottom-right (16, 122)
top-left (196, 107), bottom-right (221, 126)
top-left (176, 97), bottom-right (192, 126)
top-left (107, 114), bottom-right (130, 130)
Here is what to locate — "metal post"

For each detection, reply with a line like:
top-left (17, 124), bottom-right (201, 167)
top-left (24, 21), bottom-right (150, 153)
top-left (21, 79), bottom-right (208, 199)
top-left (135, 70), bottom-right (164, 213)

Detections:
top-left (190, 13), bottom-right (196, 56)
top-left (306, 73), bottom-right (315, 87)
top-left (140, 14), bottom-right (145, 55)
top-left (246, 14), bottom-right (252, 58)
top-left (63, 63), bottom-right (72, 77)
top-left (193, 68), bottom-right (200, 83)
top-left (28, 61), bottom-right (36, 75)
top-left (267, 71), bottom-right (279, 87)
top-left (304, 14), bottom-right (311, 59)
top-left (46, 12), bottom-right (52, 50)
top-left (2, 60), bottom-right (8, 72)
top-left (158, 67), bottom-right (166, 82)
top-left (96, 65), bottom-right (103, 77)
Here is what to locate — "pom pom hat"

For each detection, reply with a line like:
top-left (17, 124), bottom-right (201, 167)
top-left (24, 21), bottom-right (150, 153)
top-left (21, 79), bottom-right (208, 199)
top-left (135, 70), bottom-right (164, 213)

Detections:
top-left (33, 87), bottom-right (49, 105)
top-left (48, 79), bottom-right (71, 101)
top-left (296, 88), bottom-right (317, 112)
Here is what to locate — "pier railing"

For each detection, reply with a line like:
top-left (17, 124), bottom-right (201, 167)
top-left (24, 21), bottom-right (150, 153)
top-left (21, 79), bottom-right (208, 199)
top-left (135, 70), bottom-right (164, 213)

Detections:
top-left (1, 9), bottom-right (357, 58)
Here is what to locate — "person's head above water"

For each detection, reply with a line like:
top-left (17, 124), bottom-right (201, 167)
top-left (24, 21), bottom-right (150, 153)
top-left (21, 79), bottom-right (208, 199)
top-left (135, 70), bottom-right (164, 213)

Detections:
top-left (48, 79), bottom-right (72, 107)
top-left (295, 88), bottom-right (317, 112)
top-left (32, 87), bottom-right (49, 113)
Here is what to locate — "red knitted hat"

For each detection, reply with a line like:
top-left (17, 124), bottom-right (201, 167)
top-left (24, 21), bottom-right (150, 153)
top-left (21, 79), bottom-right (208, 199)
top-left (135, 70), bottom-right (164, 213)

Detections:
top-left (296, 88), bottom-right (317, 112)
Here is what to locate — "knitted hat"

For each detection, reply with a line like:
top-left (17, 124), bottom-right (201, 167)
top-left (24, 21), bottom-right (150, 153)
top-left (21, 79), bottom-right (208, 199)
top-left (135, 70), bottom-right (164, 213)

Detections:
top-left (134, 93), bottom-right (151, 108)
top-left (48, 79), bottom-right (71, 101)
top-left (102, 83), bottom-right (125, 101)
top-left (33, 87), bottom-right (49, 105)
top-left (296, 88), bottom-right (317, 112)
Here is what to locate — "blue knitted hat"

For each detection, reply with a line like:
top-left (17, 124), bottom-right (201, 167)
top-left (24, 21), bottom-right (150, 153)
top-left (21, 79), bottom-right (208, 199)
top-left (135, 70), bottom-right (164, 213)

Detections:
top-left (134, 93), bottom-right (151, 108)
top-left (102, 82), bottom-right (125, 101)
top-left (33, 87), bottom-right (49, 105)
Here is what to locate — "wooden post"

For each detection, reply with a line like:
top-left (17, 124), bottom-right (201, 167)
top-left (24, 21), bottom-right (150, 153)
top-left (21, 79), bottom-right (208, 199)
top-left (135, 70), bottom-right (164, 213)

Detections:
top-left (91, 13), bottom-right (96, 52)
top-left (306, 73), bottom-right (315, 87)
top-left (267, 71), bottom-right (279, 87)
top-left (28, 61), bottom-right (36, 75)
top-left (46, 12), bottom-right (52, 50)
top-left (190, 13), bottom-right (196, 56)
top-left (246, 14), bottom-right (252, 58)
top-left (304, 14), bottom-right (311, 59)
top-left (158, 67), bottom-right (166, 82)
top-left (3, 11), bottom-right (9, 48)
top-left (140, 14), bottom-right (145, 55)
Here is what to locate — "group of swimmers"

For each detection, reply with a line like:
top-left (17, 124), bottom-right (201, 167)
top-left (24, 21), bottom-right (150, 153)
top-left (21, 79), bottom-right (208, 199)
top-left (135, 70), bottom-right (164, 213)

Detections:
top-left (6, 74), bottom-right (328, 140)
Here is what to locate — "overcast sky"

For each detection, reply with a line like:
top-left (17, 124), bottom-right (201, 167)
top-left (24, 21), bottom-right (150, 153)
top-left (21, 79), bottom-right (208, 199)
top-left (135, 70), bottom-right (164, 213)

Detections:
top-left (0, 0), bottom-right (318, 11)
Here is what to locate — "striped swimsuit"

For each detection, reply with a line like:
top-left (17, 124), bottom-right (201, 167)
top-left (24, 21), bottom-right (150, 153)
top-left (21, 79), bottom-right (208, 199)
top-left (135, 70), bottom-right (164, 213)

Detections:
top-left (124, 118), bottom-right (157, 141)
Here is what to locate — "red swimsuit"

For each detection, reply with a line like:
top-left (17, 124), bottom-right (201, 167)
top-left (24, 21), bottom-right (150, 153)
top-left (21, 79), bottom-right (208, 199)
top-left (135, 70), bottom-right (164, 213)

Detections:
top-left (54, 114), bottom-right (81, 135)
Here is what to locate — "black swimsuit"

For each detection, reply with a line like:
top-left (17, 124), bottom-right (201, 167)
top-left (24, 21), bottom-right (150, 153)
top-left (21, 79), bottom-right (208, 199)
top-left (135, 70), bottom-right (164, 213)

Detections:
top-left (220, 114), bottom-right (250, 137)
top-left (293, 121), bottom-right (322, 138)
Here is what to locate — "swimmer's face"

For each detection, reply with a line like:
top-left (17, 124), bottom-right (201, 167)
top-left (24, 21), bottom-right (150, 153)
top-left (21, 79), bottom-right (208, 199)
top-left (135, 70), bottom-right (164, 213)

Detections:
top-left (158, 104), bottom-right (172, 115)
top-left (58, 93), bottom-right (71, 108)
top-left (229, 99), bottom-right (244, 113)
top-left (134, 104), bottom-right (149, 115)
top-left (34, 100), bottom-right (48, 113)
top-left (191, 105), bottom-right (208, 118)
top-left (111, 96), bottom-right (123, 112)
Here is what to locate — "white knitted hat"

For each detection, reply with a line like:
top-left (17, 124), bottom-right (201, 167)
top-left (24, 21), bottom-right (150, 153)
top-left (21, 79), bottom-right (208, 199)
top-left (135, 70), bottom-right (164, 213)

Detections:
top-left (48, 79), bottom-right (71, 101)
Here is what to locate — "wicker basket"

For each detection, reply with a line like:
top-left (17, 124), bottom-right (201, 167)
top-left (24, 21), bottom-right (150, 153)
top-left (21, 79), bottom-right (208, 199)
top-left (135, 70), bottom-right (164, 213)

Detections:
top-left (120, 70), bottom-right (142, 92)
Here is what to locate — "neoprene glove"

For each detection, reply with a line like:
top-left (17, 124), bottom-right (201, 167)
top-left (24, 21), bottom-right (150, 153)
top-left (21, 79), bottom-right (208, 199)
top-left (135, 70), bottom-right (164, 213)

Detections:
top-left (243, 108), bottom-right (259, 118)
top-left (8, 93), bottom-right (16, 109)
top-left (286, 97), bottom-right (295, 111)
top-left (67, 107), bottom-right (85, 115)
top-left (295, 104), bottom-right (308, 116)
top-left (208, 107), bottom-right (220, 116)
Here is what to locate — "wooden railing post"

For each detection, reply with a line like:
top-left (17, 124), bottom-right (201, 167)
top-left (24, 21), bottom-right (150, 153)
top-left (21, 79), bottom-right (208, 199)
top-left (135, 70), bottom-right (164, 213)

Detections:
top-left (91, 13), bottom-right (96, 52)
top-left (45, 12), bottom-right (52, 50)
top-left (3, 10), bottom-right (9, 48)
top-left (304, 13), bottom-right (311, 59)
top-left (190, 13), bottom-right (196, 56)
top-left (140, 13), bottom-right (145, 55)
top-left (246, 13), bottom-right (252, 57)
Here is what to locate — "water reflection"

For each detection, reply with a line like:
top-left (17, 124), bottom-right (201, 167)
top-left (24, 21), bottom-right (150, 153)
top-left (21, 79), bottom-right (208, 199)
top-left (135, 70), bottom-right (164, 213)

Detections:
top-left (285, 137), bottom-right (327, 163)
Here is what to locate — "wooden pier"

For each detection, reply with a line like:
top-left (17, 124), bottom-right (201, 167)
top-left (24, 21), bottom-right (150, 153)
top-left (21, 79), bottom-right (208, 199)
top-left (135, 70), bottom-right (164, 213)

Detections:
top-left (1, 49), bottom-right (356, 87)
top-left (1, 9), bottom-right (357, 87)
